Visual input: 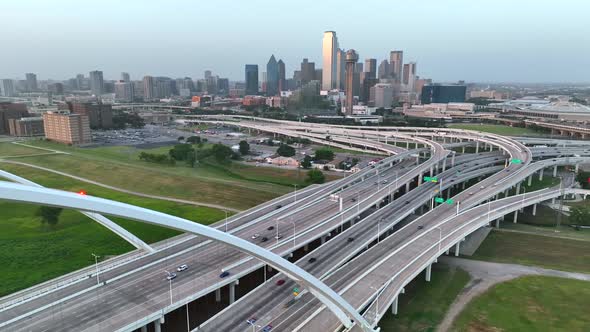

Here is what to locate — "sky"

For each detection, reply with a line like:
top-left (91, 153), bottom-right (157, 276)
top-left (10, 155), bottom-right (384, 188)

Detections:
top-left (1, 0), bottom-right (589, 83)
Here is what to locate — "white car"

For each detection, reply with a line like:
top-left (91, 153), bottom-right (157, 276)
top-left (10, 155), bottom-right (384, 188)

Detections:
top-left (166, 273), bottom-right (177, 280)
top-left (177, 264), bottom-right (188, 272)
top-left (251, 234), bottom-right (260, 239)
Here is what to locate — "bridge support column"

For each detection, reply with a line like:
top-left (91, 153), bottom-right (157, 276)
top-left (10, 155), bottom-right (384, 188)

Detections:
top-left (539, 168), bottom-right (544, 181)
top-left (229, 281), bottom-right (236, 304)
top-left (430, 166), bottom-right (433, 177)
top-left (391, 296), bottom-right (399, 315)
top-left (516, 183), bottom-right (521, 195)
top-left (418, 172), bottom-right (423, 185)
top-left (576, 164), bottom-right (579, 174)
top-left (425, 264), bottom-right (432, 282)
top-left (445, 249), bottom-right (450, 255)
top-left (215, 288), bottom-right (221, 302)
top-left (532, 204), bottom-right (537, 216)
top-left (304, 244), bottom-right (309, 251)
top-left (451, 152), bottom-right (456, 167)
top-left (528, 175), bottom-right (532, 187)
top-left (153, 318), bottom-right (163, 332)
top-left (442, 158), bottom-right (447, 172)
top-left (513, 210), bottom-right (518, 223)
top-left (462, 146), bottom-right (465, 154)
top-left (455, 242), bottom-right (460, 256)
top-left (475, 141), bottom-right (479, 154)
top-left (406, 141), bottom-right (409, 149)
top-left (551, 197), bottom-right (556, 204)
top-left (489, 144), bottom-right (493, 152)
top-left (406, 182), bottom-right (410, 193)
top-left (321, 236), bottom-right (326, 245)
top-left (141, 326), bottom-right (147, 332)
top-left (495, 219), bottom-right (500, 228)
top-left (267, 265), bottom-right (273, 272)
top-left (553, 165), bottom-right (558, 177)
top-left (462, 182), bottom-right (466, 190)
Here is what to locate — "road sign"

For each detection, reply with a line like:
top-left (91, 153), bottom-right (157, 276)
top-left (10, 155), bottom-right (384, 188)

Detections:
top-left (424, 176), bottom-right (432, 182)
top-left (423, 176), bottom-right (438, 183)
top-left (511, 158), bottom-right (522, 164)
top-left (434, 197), bottom-right (445, 203)
top-left (293, 287), bottom-right (299, 293)
top-left (446, 199), bottom-right (454, 204)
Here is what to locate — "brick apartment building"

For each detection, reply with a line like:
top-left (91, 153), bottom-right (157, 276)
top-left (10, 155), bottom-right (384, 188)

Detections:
top-left (43, 112), bottom-right (91, 145)
top-left (59, 102), bottom-right (113, 129)
top-left (0, 102), bottom-right (29, 135)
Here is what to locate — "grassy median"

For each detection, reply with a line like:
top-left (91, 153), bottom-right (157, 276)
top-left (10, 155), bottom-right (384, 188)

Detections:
top-left (447, 123), bottom-right (539, 136)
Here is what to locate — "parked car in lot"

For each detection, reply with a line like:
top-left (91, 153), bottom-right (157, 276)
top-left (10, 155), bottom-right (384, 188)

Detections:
top-left (176, 264), bottom-right (188, 272)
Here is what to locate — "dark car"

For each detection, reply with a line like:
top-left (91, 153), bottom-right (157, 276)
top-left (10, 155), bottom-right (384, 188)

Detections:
top-left (276, 279), bottom-right (285, 286)
top-left (275, 205), bottom-right (282, 210)
top-left (261, 237), bottom-right (269, 242)
top-left (347, 237), bottom-right (354, 242)
top-left (417, 225), bottom-right (424, 230)
top-left (351, 198), bottom-right (357, 202)
top-left (267, 226), bottom-right (275, 231)
top-left (219, 271), bottom-right (230, 278)
top-left (262, 325), bottom-right (273, 332)
top-left (308, 257), bottom-right (317, 263)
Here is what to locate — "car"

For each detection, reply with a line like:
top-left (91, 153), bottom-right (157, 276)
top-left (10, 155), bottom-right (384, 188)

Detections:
top-left (275, 234), bottom-right (283, 240)
top-left (284, 298), bottom-right (297, 308)
top-left (246, 317), bottom-right (257, 325)
top-left (275, 205), bottom-right (282, 210)
top-left (347, 237), bottom-right (354, 242)
top-left (267, 226), bottom-right (275, 231)
top-left (251, 234), bottom-right (260, 239)
top-left (276, 279), bottom-right (285, 286)
top-left (351, 198), bottom-right (357, 202)
top-left (370, 165), bottom-right (375, 169)
top-left (308, 257), bottom-right (317, 263)
top-left (417, 225), bottom-right (424, 230)
top-left (219, 271), bottom-right (230, 278)
top-left (176, 264), bottom-right (188, 272)
top-left (262, 325), bottom-right (273, 332)
top-left (480, 185), bottom-right (485, 189)
top-left (469, 192), bottom-right (475, 195)
top-left (166, 273), bottom-right (177, 280)
top-left (405, 201), bottom-right (410, 205)
top-left (260, 237), bottom-right (269, 242)
top-left (374, 182), bottom-right (378, 185)
top-left (382, 180), bottom-right (388, 184)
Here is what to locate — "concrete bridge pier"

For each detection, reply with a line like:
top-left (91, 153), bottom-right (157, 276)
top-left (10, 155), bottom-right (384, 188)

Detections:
top-left (489, 144), bottom-right (493, 152)
top-left (418, 172), bottom-right (423, 185)
top-left (532, 204), bottom-right (537, 216)
top-left (495, 218), bottom-right (500, 228)
top-left (391, 296), bottom-right (399, 315)
top-left (539, 168), bottom-right (544, 181)
top-left (475, 141), bottom-right (479, 153)
top-left (141, 326), bottom-right (147, 332)
top-left (553, 165), bottom-right (558, 177)
top-left (425, 264), bottom-right (432, 282)
top-left (513, 210), bottom-right (519, 223)
top-left (153, 316), bottom-right (165, 332)
top-left (215, 288), bottom-right (221, 302)
top-left (576, 164), bottom-right (580, 174)
top-left (528, 175), bottom-right (532, 187)
top-left (229, 280), bottom-right (238, 304)
top-left (462, 146), bottom-right (465, 154)
top-left (454, 242), bottom-right (460, 256)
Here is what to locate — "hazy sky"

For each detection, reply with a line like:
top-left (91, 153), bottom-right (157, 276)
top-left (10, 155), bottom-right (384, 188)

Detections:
top-left (1, 0), bottom-right (589, 83)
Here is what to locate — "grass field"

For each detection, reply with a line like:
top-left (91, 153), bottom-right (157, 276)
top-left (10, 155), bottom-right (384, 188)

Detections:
top-left (501, 222), bottom-right (590, 242)
top-left (379, 265), bottom-right (470, 332)
top-left (0, 165), bottom-right (226, 296)
top-left (0, 142), bottom-right (47, 156)
top-left (452, 276), bottom-right (590, 332)
top-left (469, 230), bottom-right (590, 273)
top-left (447, 123), bottom-right (539, 136)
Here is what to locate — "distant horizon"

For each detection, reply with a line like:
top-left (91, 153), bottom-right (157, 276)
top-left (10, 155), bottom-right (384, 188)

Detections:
top-left (1, 0), bottom-right (589, 83)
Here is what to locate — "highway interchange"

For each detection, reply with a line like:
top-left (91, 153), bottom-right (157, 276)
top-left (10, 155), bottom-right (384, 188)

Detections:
top-left (2, 117), bottom-right (590, 332)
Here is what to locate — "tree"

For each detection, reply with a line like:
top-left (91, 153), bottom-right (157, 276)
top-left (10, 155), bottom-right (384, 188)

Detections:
top-left (301, 155), bottom-right (312, 169)
top-left (186, 136), bottom-right (201, 144)
top-left (211, 143), bottom-right (233, 163)
top-left (576, 171), bottom-right (590, 189)
top-left (239, 140), bottom-right (250, 155)
top-left (314, 147), bottom-right (335, 161)
top-left (306, 169), bottom-right (325, 184)
top-left (570, 206), bottom-right (590, 226)
top-left (169, 144), bottom-right (194, 161)
top-left (177, 136), bottom-right (185, 142)
top-left (276, 144), bottom-right (296, 157)
top-left (36, 206), bottom-right (63, 226)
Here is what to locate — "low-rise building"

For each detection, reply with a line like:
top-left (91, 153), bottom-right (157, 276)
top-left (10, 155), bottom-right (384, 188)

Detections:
top-left (265, 156), bottom-right (300, 167)
top-left (8, 117), bottom-right (44, 137)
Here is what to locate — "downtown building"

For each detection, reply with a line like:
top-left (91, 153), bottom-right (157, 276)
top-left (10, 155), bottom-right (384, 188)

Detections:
top-left (322, 31), bottom-right (339, 91)
top-left (43, 111), bottom-right (91, 145)
top-left (244, 65), bottom-right (259, 95)
top-left (89, 70), bottom-right (104, 96)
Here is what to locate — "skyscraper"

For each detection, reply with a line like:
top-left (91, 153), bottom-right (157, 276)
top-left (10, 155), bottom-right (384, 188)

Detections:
top-left (204, 70), bottom-right (212, 79)
top-left (121, 72), bottom-right (130, 82)
top-left (300, 58), bottom-right (315, 84)
top-left (364, 59), bottom-right (377, 80)
top-left (75, 74), bottom-right (84, 90)
top-left (322, 31), bottom-right (338, 90)
top-left (115, 81), bottom-right (134, 102)
top-left (277, 59), bottom-right (286, 93)
top-left (1, 79), bottom-right (15, 97)
top-left (372, 83), bottom-right (394, 108)
top-left (89, 70), bottom-right (104, 96)
top-left (245, 65), bottom-right (259, 95)
top-left (378, 60), bottom-right (390, 79)
top-left (25, 73), bottom-right (37, 91)
top-left (266, 55), bottom-right (279, 96)
top-left (403, 62), bottom-right (417, 91)
top-left (389, 51), bottom-right (403, 82)
top-left (142, 75), bottom-right (154, 100)
top-left (344, 50), bottom-right (358, 116)
top-left (336, 49), bottom-right (346, 90)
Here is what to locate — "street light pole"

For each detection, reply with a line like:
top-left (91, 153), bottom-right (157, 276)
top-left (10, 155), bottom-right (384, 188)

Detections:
top-left (164, 270), bottom-right (173, 306)
top-left (91, 253), bottom-right (100, 285)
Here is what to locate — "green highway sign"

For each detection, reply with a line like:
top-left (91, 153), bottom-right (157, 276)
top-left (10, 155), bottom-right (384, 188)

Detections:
top-left (423, 176), bottom-right (438, 183)
top-left (293, 287), bottom-right (299, 293)
top-left (446, 199), bottom-right (454, 204)
top-left (424, 176), bottom-right (432, 182)
top-left (434, 197), bottom-right (445, 203)
top-left (511, 158), bottom-right (522, 164)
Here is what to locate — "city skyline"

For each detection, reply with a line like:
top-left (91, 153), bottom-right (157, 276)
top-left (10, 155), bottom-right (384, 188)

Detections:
top-left (1, 0), bottom-right (589, 83)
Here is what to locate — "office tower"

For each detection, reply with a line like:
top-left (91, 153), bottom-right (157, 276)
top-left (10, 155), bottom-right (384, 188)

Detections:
top-left (115, 81), bottom-right (134, 102)
top-left (364, 59), bottom-right (377, 80)
top-left (43, 112), bottom-right (91, 145)
top-left (277, 59), bottom-right (286, 92)
top-left (217, 78), bottom-right (229, 96)
top-left (362, 78), bottom-right (379, 104)
top-left (205, 75), bottom-right (218, 94)
top-left (322, 31), bottom-right (339, 90)
top-left (420, 84), bottom-right (467, 104)
top-left (204, 70), bottom-right (212, 79)
top-left (89, 70), bottom-right (104, 96)
top-left (1, 79), bottom-right (16, 97)
top-left (336, 49), bottom-right (346, 90)
top-left (121, 72), bottom-right (130, 82)
top-left (378, 60), bottom-right (390, 79)
top-left (155, 77), bottom-right (173, 98)
top-left (266, 55), bottom-right (279, 96)
top-left (389, 51), bottom-right (403, 82)
top-left (143, 75), bottom-right (155, 100)
top-left (344, 50), bottom-right (358, 115)
top-left (245, 64), bottom-right (259, 95)
top-left (372, 83), bottom-right (394, 108)
top-left (403, 62), bottom-right (417, 91)
top-left (76, 74), bottom-right (84, 90)
top-left (261, 72), bottom-right (267, 94)
top-left (315, 69), bottom-right (322, 83)
top-left (49, 83), bottom-right (64, 94)
top-left (300, 58), bottom-right (315, 84)
top-left (65, 102), bottom-right (113, 129)
top-left (25, 73), bottom-right (38, 91)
